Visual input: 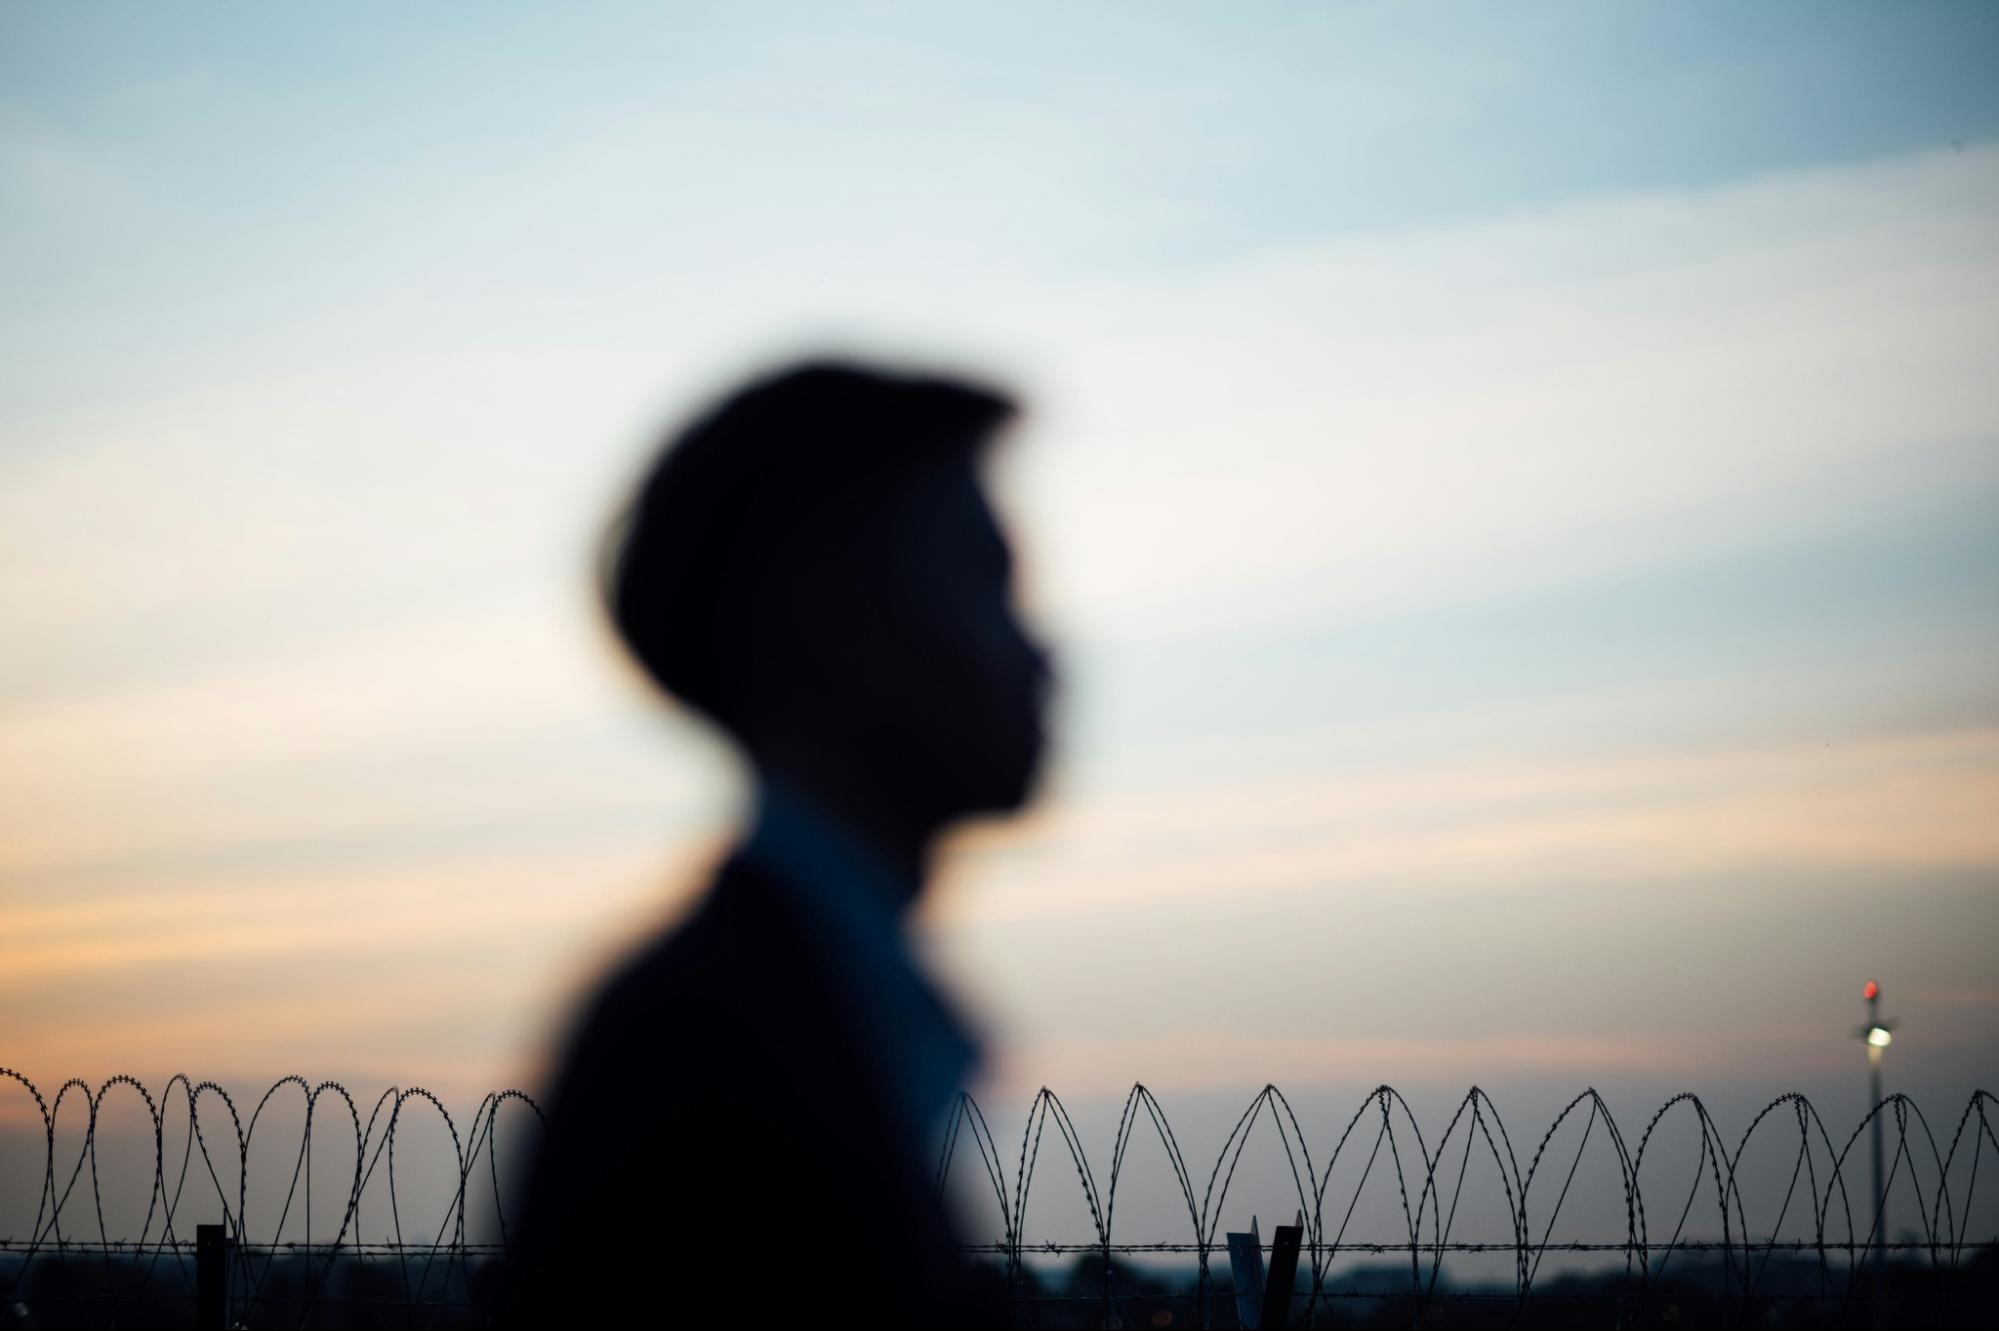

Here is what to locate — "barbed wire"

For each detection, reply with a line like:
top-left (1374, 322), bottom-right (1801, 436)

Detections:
top-left (2, 1068), bottom-right (1994, 1327)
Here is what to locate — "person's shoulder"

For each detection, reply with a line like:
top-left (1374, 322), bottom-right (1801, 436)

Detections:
top-left (563, 857), bottom-right (794, 1040)
top-left (585, 890), bottom-right (729, 1026)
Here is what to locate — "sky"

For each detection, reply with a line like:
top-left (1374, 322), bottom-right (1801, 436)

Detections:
top-left (3, 0), bottom-right (1999, 1249)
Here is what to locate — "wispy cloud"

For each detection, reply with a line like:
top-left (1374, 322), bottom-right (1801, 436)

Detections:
top-left (940, 725), bottom-right (1999, 924)
top-left (1, 137), bottom-right (1994, 1106)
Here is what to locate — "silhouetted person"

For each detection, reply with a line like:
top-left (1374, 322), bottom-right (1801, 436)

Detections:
top-left (503, 361), bottom-right (1051, 1327)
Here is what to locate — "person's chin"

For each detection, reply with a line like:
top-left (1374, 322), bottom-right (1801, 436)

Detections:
top-left (995, 749), bottom-right (1045, 812)
top-left (936, 726), bottom-right (1043, 816)
top-left (952, 763), bottom-right (1036, 818)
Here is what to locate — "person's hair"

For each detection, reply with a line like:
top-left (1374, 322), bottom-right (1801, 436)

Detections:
top-left (602, 359), bottom-right (1017, 731)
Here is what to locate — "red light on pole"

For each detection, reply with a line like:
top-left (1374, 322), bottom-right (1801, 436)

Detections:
top-left (1852, 978), bottom-right (1898, 1276)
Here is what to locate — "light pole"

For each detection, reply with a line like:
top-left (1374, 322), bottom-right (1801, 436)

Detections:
top-left (1851, 981), bottom-right (1898, 1266)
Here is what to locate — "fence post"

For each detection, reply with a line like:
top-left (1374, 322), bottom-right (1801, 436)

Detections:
top-left (1260, 1220), bottom-right (1302, 1331)
top-left (1226, 1216), bottom-right (1266, 1329)
top-left (196, 1223), bottom-right (230, 1330)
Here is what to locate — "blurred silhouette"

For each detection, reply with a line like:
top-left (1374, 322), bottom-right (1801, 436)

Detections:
top-left (504, 361), bottom-right (1051, 1327)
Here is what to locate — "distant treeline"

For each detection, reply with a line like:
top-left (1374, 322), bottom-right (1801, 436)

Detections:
top-left (4, 1247), bottom-right (1997, 1329)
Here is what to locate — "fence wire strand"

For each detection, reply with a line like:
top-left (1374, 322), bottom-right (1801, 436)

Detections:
top-left (3, 1069), bottom-right (1995, 1327)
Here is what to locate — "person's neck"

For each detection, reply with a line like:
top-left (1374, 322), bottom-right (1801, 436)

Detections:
top-left (751, 762), bottom-right (939, 907)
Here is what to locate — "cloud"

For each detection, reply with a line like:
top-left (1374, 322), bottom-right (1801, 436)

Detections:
top-left (1, 142), bottom-right (1995, 1111)
top-left (937, 725), bottom-right (1999, 925)
top-left (978, 1031), bottom-right (1719, 1099)
top-left (1016, 147), bottom-right (1999, 641)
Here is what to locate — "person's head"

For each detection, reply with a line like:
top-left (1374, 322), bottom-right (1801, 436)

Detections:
top-left (605, 360), bottom-right (1051, 830)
